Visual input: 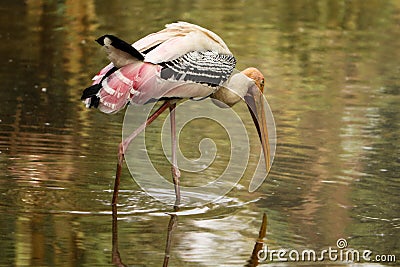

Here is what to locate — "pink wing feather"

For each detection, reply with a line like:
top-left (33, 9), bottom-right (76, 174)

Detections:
top-left (92, 62), bottom-right (162, 113)
top-left (91, 62), bottom-right (114, 84)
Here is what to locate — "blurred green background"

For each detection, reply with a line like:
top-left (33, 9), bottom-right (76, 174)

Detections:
top-left (0, 0), bottom-right (399, 266)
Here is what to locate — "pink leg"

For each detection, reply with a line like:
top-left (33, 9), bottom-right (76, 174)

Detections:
top-left (169, 103), bottom-right (181, 209)
top-left (112, 101), bottom-right (171, 205)
top-left (111, 204), bottom-right (126, 267)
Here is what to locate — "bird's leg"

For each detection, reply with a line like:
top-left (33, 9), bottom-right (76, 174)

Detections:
top-left (169, 103), bottom-right (181, 209)
top-left (112, 101), bottom-right (171, 205)
top-left (111, 204), bottom-right (127, 267)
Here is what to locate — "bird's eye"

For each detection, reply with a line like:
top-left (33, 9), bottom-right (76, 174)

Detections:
top-left (260, 79), bottom-right (265, 87)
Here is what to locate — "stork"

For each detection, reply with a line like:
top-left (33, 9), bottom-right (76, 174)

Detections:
top-left (81, 22), bottom-right (270, 208)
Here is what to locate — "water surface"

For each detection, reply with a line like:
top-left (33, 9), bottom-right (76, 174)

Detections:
top-left (0, 1), bottom-right (399, 266)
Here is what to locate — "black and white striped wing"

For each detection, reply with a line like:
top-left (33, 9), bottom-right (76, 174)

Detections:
top-left (160, 51), bottom-right (236, 87)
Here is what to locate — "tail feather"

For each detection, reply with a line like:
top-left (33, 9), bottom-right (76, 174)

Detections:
top-left (81, 84), bottom-right (102, 100)
top-left (81, 84), bottom-right (102, 108)
top-left (89, 95), bottom-right (100, 108)
top-left (81, 66), bottom-right (118, 109)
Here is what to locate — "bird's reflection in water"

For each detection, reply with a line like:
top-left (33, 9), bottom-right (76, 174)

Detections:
top-left (245, 213), bottom-right (267, 267)
top-left (111, 204), bottom-right (267, 267)
top-left (162, 211), bottom-right (178, 267)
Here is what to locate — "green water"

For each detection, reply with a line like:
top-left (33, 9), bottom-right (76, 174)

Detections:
top-left (0, 1), bottom-right (399, 266)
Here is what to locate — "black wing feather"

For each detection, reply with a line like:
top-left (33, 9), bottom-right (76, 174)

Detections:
top-left (96, 35), bottom-right (144, 61)
top-left (160, 51), bottom-right (236, 87)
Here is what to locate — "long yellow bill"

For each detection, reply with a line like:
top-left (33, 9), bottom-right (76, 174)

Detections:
top-left (244, 84), bottom-right (271, 173)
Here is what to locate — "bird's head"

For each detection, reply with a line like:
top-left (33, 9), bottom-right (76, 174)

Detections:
top-left (242, 67), bottom-right (271, 182)
top-left (242, 67), bottom-right (265, 93)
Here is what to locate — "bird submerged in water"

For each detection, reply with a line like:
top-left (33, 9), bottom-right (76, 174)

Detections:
top-left (81, 21), bottom-right (270, 208)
